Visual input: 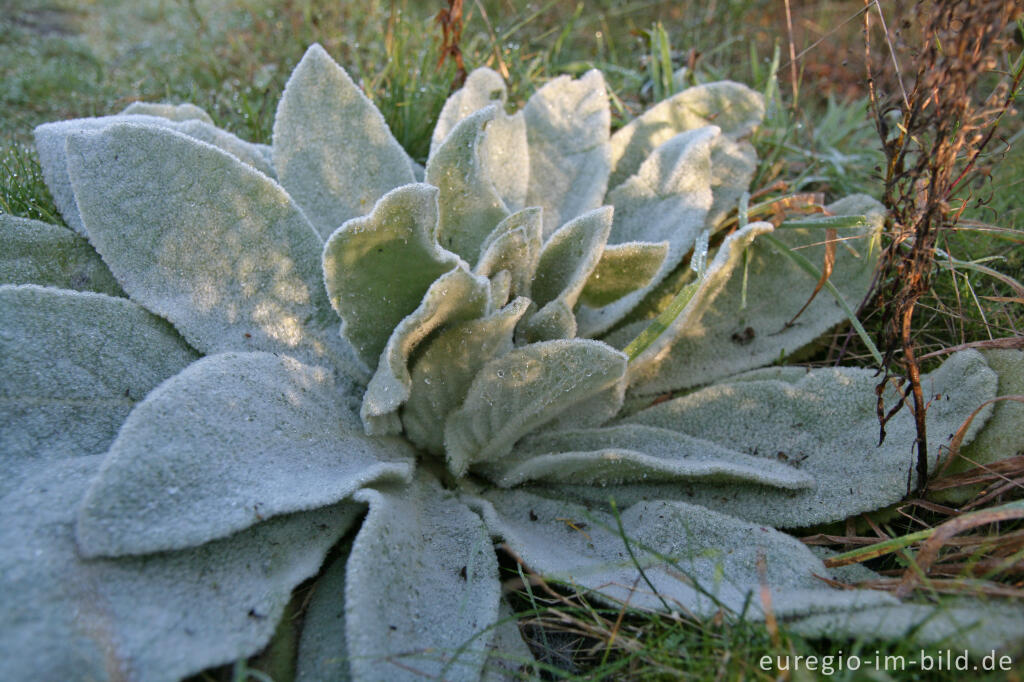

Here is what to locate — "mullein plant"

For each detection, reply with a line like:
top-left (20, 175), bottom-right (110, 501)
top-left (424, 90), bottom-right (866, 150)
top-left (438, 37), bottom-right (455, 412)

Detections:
top-left (2, 43), bottom-right (1022, 681)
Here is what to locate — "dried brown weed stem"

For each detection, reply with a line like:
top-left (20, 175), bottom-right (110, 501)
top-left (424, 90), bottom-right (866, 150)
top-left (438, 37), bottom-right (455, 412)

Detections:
top-left (865, 0), bottom-right (1022, 494)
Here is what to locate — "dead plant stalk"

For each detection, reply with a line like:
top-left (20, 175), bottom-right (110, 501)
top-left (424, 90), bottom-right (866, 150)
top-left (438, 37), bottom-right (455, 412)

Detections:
top-left (864, 0), bottom-right (1023, 495)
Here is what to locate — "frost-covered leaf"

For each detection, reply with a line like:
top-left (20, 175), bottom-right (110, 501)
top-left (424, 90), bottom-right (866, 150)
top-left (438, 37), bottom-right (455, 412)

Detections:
top-left (36, 114), bottom-right (275, 235)
top-left (608, 81), bottom-right (764, 187)
top-left (522, 207), bottom-right (612, 341)
top-left (323, 183), bottom-right (461, 368)
top-left (0, 456), bottom-right (360, 682)
top-left (481, 601), bottom-right (538, 682)
top-left (296, 547), bottom-right (352, 682)
top-left (488, 269), bottom-right (512, 309)
top-left (273, 43), bottom-right (415, 237)
top-left (955, 350), bottom-right (1024, 474)
top-left (524, 70), bottom-right (611, 237)
top-left (531, 206), bottom-right (613, 307)
top-left (706, 137), bottom-right (757, 230)
top-left (170, 119), bottom-right (277, 177)
top-left (475, 207), bottom-right (544, 300)
top-left (787, 598), bottom-right (1024, 655)
top-left (480, 423), bottom-right (815, 489)
top-left (0, 285), bottom-right (197, 498)
top-left (77, 351), bottom-right (414, 558)
top-left (430, 68), bottom-right (531, 213)
top-left (347, 473), bottom-right (500, 682)
top-left (361, 266), bottom-right (491, 434)
top-left (65, 122), bottom-right (351, 370)
top-left (445, 339), bottom-right (627, 476)
top-left (624, 195), bottom-right (883, 394)
top-left (540, 371), bottom-right (628, 433)
top-left (577, 127), bottom-right (717, 336)
top-left (625, 221), bottom-right (772, 388)
top-left (427, 105), bottom-right (512, 265)
top-left (518, 299), bottom-right (578, 343)
top-left (121, 100), bottom-right (214, 124)
top-left (430, 67), bottom-right (509, 156)
top-left (927, 349), bottom-right (1024, 504)
top-left (581, 351), bottom-right (998, 527)
top-left (579, 242), bottom-right (669, 308)
top-left (469, 489), bottom-right (833, 616)
top-left (479, 111), bottom-right (530, 213)
top-left (403, 298), bottom-right (531, 454)
top-left (0, 214), bottom-right (123, 295)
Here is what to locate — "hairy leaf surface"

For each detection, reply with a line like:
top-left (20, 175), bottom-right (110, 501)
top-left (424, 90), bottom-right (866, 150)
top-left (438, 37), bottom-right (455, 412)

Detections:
top-left (361, 266), bottom-right (490, 433)
top-left (445, 339), bottom-right (627, 475)
top-left (66, 123), bottom-right (349, 370)
top-left (0, 285), bottom-right (197, 497)
top-left (323, 183), bottom-right (461, 368)
top-left (273, 44), bottom-right (415, 237)
top-left (1, 456), bottom-right (359, 682)
top-left (347, 474), bottom-right (500, 682)
top-left (1, 214), bottom-right (123, 295)
top-left (77, 352), bottom-right (414, 557)
top-left (524, 70), bottom-right (611, 237)
top-left (427, 106), bottom-right (512, 265)
top-left (608, 81), bottom-right (764, 187)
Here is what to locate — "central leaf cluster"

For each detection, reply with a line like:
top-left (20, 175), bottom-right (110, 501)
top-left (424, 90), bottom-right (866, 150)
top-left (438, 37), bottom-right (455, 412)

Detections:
top-left (286, 45), bottom-right (763, 476)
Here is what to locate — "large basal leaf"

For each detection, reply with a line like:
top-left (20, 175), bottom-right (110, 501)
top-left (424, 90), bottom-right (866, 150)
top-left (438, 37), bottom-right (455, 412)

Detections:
top-left (273, 43), bottom-right (415, 238)
top-left (65, 122), bottom-right (352, 371)
top-left (361, 266), bottom-right (491, 434)
top-left (575, 351), bottom-right (998, 528)
top-left (0, 214), bottom-right (124, 296)
top-left (625, 195), bottom-right (883, 394)
top-left (577, 127), bottom-right (718, 337)
top-left (169, 119), bottom-right (276, 177)
top-left (322, 183), bottom-right (461, 369)
top-left (469, 489), bottom-right (841, 617)
top-left (524, 70), bottom-right (612, 238)
top-left (346, 473), bottom-right (500, 682)
top-left (427, 105), bottom-right (512, 265)
top-left (1, 456), bottom-right (360, 682)
top-left (480, 423), bottom-right (815, 489)
top-left (402, 298), bottom-right (531, 454)
top-left (953, 349), bottom-right (1024, 481)
top-left (0, 285), bottom-right (197, 498)
top-left (77, 351), bottom-right (414, 558)
top-left (482, 601), bottom-right (539, 681)
top-left (521, 206), bottom-right (612, 342)
top-left (444, 339), bottom-right (627, 476)
top-left (786, 598), bottom-right (1024, 655)
top-left (36, 114), bottom-right (273, 235)
top-left (608, 80), bottom-right (764, 188)
top-left (296, 546), bottom-right (352, 682)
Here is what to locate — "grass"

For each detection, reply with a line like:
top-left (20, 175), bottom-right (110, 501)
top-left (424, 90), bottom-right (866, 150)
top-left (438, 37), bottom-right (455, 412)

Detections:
top-left (3, 0), bottom-right (1022, 680)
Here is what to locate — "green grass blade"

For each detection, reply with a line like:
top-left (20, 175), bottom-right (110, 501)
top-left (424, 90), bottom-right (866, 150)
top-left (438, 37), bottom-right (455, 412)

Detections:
top-left (775, 215), bottom-right (872, 230)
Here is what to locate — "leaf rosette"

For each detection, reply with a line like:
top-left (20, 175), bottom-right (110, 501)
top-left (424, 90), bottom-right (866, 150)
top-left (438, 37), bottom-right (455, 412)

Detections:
top-left (3, 44), bottom-right (1023, 681)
